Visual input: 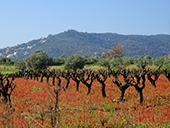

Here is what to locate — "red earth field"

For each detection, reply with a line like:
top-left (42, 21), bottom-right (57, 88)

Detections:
top-left (0, 75), bottom-right (170, 127)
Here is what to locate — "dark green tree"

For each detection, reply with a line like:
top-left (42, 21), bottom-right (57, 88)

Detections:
top-left (52, 54), bottom-right (67, 65)
top-left (64, 54), bottom-right (86, 71)
top-left (98, 58), bottom-right (111, 70)
top-left (14, 59), bottom-right (26, 70)
top-left (86, 57), bottom-right (98, 65)
top-left (0, 57), bottom-right (12, 64)
top-left (154, 56), bottom-right (170, 69)
top-left (121, 57), bottom-right (135, 67)
top-left (109, 57), bottom-right (124, 69)
top-left (25, 50), bottom-right (50, 70)
top-left (135, 56), bottom-right (153, 69)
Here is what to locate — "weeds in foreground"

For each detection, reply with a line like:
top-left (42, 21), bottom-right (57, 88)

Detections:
top-left (0, 75), bottom-right (170, 127)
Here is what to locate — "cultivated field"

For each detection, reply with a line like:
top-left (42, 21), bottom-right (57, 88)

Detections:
top-left (0, 65), bottom-right (18, 74)
top-left (0, 74), bottom-right (169, 127)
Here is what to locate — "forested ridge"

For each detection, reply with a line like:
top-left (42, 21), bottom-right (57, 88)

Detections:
top-left (0, 30), bottom-right (169, 60)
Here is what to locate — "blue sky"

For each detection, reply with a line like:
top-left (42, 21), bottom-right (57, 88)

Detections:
top-left (0, 0), bottom-right (169, 48)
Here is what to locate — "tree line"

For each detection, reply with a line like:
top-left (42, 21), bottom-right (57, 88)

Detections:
top-left (0, 45), bottom-right (170, 71)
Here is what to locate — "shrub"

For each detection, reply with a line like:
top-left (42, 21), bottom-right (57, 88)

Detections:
top-left (64, 54), bottom-right (86, 71)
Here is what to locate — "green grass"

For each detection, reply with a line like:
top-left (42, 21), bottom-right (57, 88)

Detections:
top-left (0, 63), bottom-right (167, 75)
top-left (0, 69), bottom-right (19, 74)
top-left (84, 63), bottom-right (99, 67)
top-left (49, 64), bottom-right (107, 71)
top-left (49, 65), bottom-right (64, 70)
top-left (0, 64), bottom-right (19, 74)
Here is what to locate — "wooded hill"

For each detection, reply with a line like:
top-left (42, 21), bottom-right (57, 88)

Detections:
top-left (0, 30), bottom-right (169, 60)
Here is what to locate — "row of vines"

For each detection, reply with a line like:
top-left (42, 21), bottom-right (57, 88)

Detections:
top-left (1, 68), bottom-right (170, 106)
top-left (0, 68), bottom-right (170, 127)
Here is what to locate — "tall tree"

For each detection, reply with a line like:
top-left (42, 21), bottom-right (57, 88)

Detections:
top-left (25, 50), bottom-right (50, 70)
top-left (64, 54), bottom-right (86, 71)
top-left (109, 44), bottom-right (127, 58)
top-left (101, 44), bottom-right (127, 58)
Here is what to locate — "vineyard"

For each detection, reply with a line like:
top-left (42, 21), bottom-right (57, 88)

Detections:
top-left (0, 68), bottom-right (170, 127)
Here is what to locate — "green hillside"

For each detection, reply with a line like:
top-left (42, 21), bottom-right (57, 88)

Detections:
top-left (0, 30), bottom-right (169, 60)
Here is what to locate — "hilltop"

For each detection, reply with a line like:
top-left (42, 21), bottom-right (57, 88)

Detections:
top-left (0, 30), bottom-right (169, 60)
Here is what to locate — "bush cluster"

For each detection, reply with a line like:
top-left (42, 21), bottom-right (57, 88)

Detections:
top-left (98, 55), bottom-right (170, 70)
top-left (0, 57), bottom-right (14, 65)
top-left (0, 50), bottom-right (169, 71)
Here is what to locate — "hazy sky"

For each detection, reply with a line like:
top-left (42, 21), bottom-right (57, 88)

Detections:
top-left (0, 0), bottom-right (169, 48)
